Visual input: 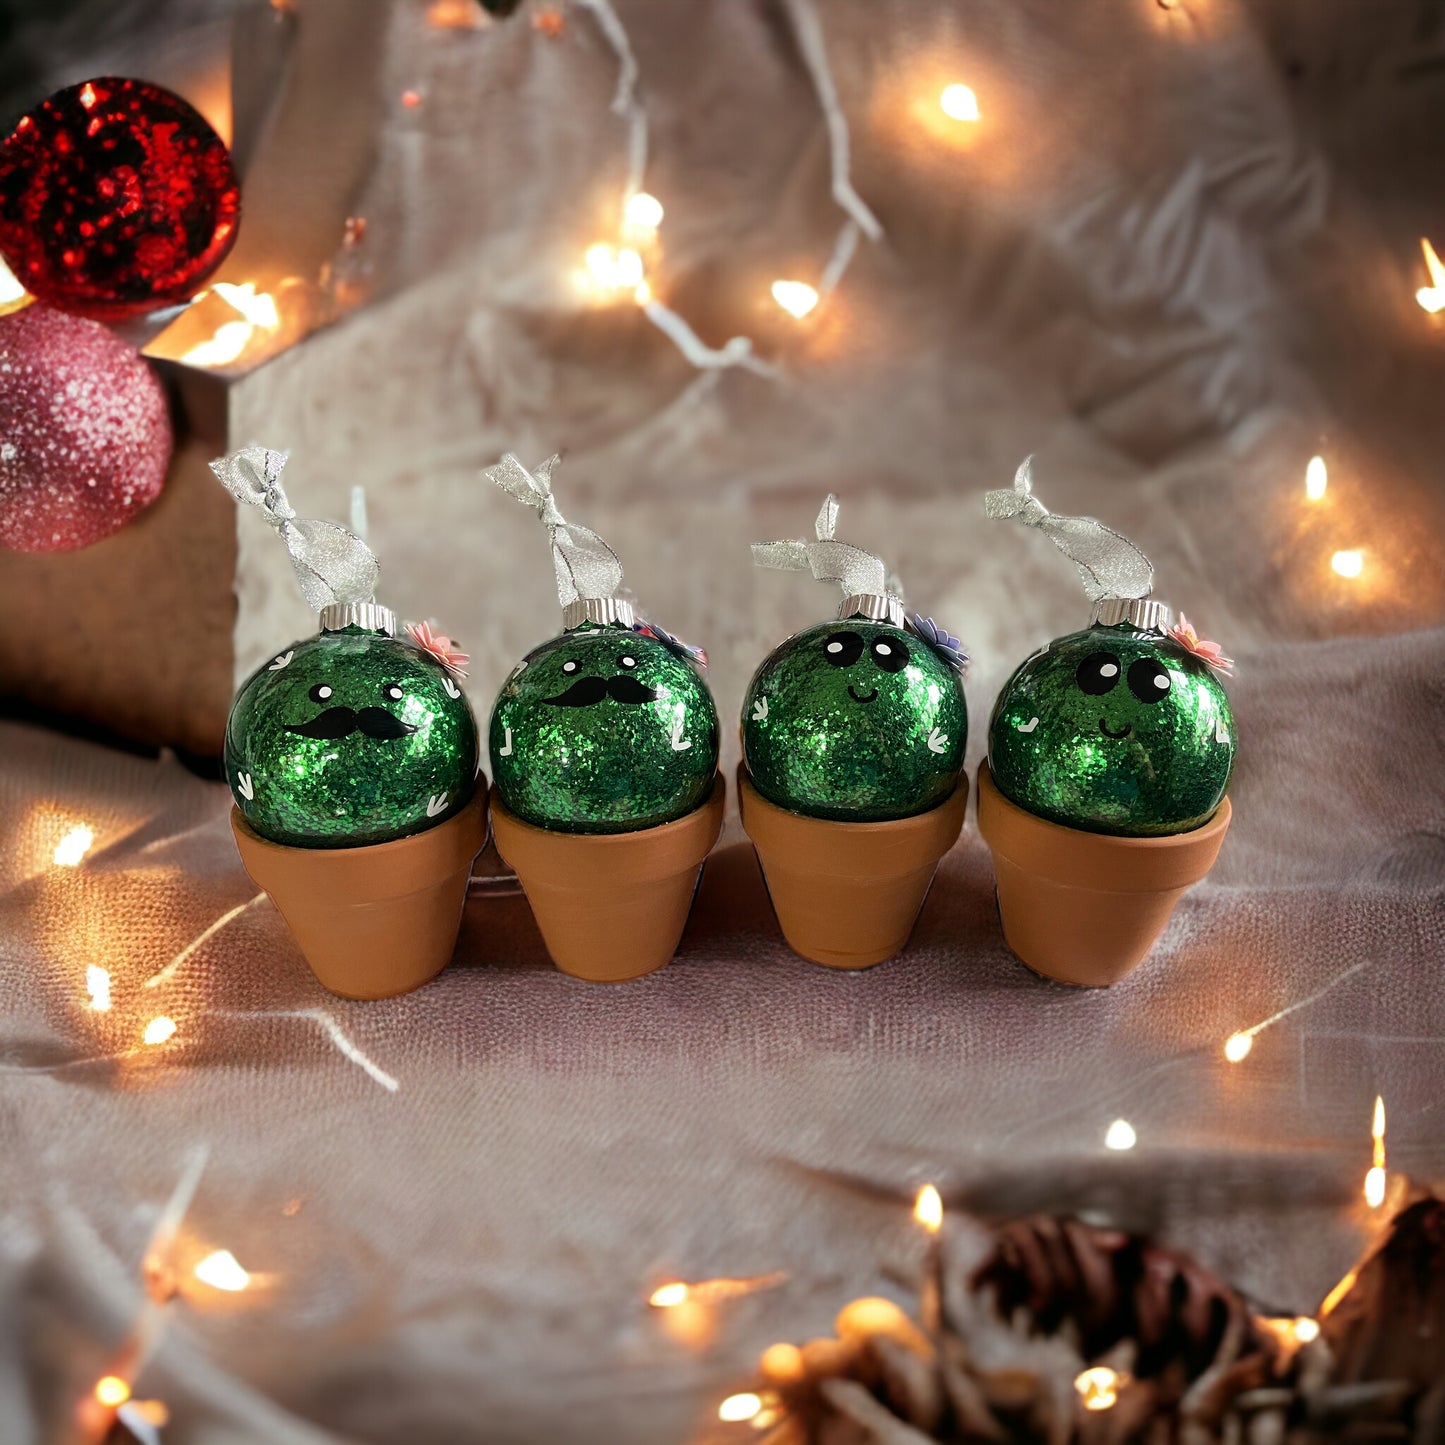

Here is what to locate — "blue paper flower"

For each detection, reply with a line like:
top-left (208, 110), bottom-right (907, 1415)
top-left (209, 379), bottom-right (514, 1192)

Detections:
top-left (908, 613), bottom-right (968, 674)
top-left (634, 618), bottom-right (708, 673)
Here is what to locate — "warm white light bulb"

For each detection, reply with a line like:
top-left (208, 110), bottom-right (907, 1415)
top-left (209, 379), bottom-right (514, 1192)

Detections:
top-left (1331, 550), bottom-right (1364, 578)
top-left (718, 1393), bottom-right (763, 1422)
top-left (613, 248), bottom-right (644, 288)
top-left (1364, 1095), bottom-right (1386, 1206)
top-left (1224, 1032), bottom-right (1253, 1063)
top-left (142, 1016), bottom-right (177, 1046)
top-left (1104, 1119), bottom-right (1137, 1151)
top-left (1305, 456), bottom-right (1327, 501)
top-left (939, 83), bottom-right (980, 122)
top-left (86, 965), bottom-right (112, 1013)
top-left (194, 1249), bottom-right (251, 1291)
top-left (1364, 1165), bottom-right (1386, 1208)
top-left (913, 1183), bottom-right (943, 1233)
top-left (771, 280), bottom-right (819, 318)
top-left (1075, 1366), bottom-right (1120, 1410)
top-left (53, 824), bottom-right (95, 867)
top-left (625, 192), bottom-right (664, 229)
top-left (94, 1376), bottom-right (131, 1408)
top-left (1418, 238), bottom-right (1445, 312)
top-left (585, 243), bottom-right (618, 285)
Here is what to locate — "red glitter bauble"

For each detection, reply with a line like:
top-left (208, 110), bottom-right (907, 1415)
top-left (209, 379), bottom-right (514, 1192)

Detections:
top-left (0, 305), bottom-right (172, 552)
top-left (0, 77), bottom-right (240, 320)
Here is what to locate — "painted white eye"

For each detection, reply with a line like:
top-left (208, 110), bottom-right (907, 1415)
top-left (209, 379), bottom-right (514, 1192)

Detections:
top-left (563, 660), bottom-right (578, 674)
top-left (317, 685), bottom-right (332, 700)
top-left (1099, 662), bottom-right (1119, 678)
top-left (1154, 673), bottom-right (1169, 689)
top-left (876, 642), bottom-right (892, 655)
top-left (620, 655), bottom-right (637, 669)
top-left (386, 685), bottom-right (403, 701)
top-left (826, 641), bottom-right (843, 654)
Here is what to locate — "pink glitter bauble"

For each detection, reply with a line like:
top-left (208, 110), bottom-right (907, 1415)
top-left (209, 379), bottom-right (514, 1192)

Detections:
top-left (0, 304), bottom-right (172, 552)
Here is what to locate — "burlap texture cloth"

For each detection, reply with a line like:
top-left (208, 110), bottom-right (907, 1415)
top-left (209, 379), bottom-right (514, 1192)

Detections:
top-left (3, 0), bottom-right (1445, 1440)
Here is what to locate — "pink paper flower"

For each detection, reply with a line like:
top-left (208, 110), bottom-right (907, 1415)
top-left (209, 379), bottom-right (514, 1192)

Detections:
top-left (1170, 614), bottom-right (1234, 676)
top-left (406, 620), bottom-right (470, 678)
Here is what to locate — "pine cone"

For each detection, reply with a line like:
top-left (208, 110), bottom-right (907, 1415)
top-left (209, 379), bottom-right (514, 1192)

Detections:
top-left (968, 1216), bottom-right (1274, 1380)
top-left (753, 1206), bottom-right (1442, 1444)
top-left (1319, 1198), bottom-right (1445, 1390)
top-left (761, 1293), bottom-right (1180, 1444)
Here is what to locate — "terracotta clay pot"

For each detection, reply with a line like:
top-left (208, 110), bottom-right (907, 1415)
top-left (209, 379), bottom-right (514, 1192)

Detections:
top-left (489, 774), bottom-right (726, 982)
top-left (737, 765), bottom-right (967, 969)
top-left (231, 784), bottom-right (489, 999)
top-left (975, 761), bottom-right (1231, 987)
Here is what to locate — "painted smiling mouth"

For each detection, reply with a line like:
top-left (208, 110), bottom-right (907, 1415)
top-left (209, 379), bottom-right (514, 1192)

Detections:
top-left (543, 674), bottom-right (662, 708)
top-left (848, 685), bottom-right (879, 704)
top-left (286, 706), bottom-right (417, 740)
top-left (1099, 717), bottom-right (1132, 740)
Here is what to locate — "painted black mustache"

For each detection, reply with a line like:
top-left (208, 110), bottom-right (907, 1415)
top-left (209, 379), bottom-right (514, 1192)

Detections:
top-left (543, 674), bottom-right (662, 708)
top-left (286, 706), bottom-right (418, 740)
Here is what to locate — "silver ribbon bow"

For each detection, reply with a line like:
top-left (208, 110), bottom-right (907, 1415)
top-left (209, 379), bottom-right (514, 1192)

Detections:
top-left (483, 453), bottom-right (624, 606)
top-left (752, 494), bottom-right (897, 599)
top-left (209, 446), bottom-right (379, 612)
top-left (983, 456), bottom-right (1154, 602)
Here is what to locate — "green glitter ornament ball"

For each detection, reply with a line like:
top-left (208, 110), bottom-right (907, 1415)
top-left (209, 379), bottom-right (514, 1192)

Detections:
top-left (987, 623), bottom-right (1234, 837)
top-left (489, 624), bottom-right (719, 834)
top-left (742, 620), bottom-right (967, 822)
top-left (225, 627), bottom-right (480, 848)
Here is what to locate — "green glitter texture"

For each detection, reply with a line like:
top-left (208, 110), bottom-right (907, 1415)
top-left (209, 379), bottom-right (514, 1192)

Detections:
top-left (742, 619), bottom-right (967, 822)
top-left (225, 627), bottom-right (480, 848)
top-left (987, 623), bottom-right (1235, 837)
top-left (489, 624), bottom-right (719, 834)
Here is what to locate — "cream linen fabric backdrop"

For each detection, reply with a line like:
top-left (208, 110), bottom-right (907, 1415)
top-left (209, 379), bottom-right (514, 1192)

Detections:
top-left (3, 0), bottom-right (1445, 1441)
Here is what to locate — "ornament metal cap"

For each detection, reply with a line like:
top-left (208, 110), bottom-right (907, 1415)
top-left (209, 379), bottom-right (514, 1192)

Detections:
top-left (319, 601), bottom-right (397, 636)
top-left (1090, 596), bottom-right (1173, 633)
top-left (754, 495), bottom-right (904, 616)
top-left (562, 597), bottom-right (636, 630)
top-left (839, 593), bottom-right (905, 626)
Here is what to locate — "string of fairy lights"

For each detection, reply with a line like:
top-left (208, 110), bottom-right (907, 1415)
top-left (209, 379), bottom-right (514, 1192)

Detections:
top-left (9, 0), bottom-right (1442, 1435)
top-left (567, 0), bottom-right (889, 374)
top-left (39, 780), bottom-right (1399, 1440)
top-left (701, 1184), bottom-right (1338, 1429)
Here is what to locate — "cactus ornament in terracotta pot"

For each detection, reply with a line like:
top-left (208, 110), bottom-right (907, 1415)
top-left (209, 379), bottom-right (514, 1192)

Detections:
top-left (214, 447), bottom-right (485, 999)
top-left (482, 454), bottom-right (723, 983)
top-left (977, 458), bottom-right (1236, 987)
top-left (739, 496), bottom-right (969, 969)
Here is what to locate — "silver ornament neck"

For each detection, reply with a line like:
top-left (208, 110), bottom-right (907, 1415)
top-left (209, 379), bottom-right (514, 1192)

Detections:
top-left (1090, 596), bottom-right (1173, 633)
top-left (562, 596), bottom-right (635, 630)
top-left (319, 601), bottom-right (397, 636)
top-left (839, 593), bottom-right (904, 627)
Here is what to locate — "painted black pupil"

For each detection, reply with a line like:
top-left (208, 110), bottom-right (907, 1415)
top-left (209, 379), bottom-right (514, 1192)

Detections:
top-left (1127, 657), bottom-right (1171, 704)
top-left (823, 631), bottom-right (865, 668)
top-left (308, 683), bottom-right (332, 703)
top-left (1075, 651), bottom-right (1121, 696)
top-left (618, 654), bottom-right (637, 670)
top-left (871, 638), bottom-right (909, 673)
